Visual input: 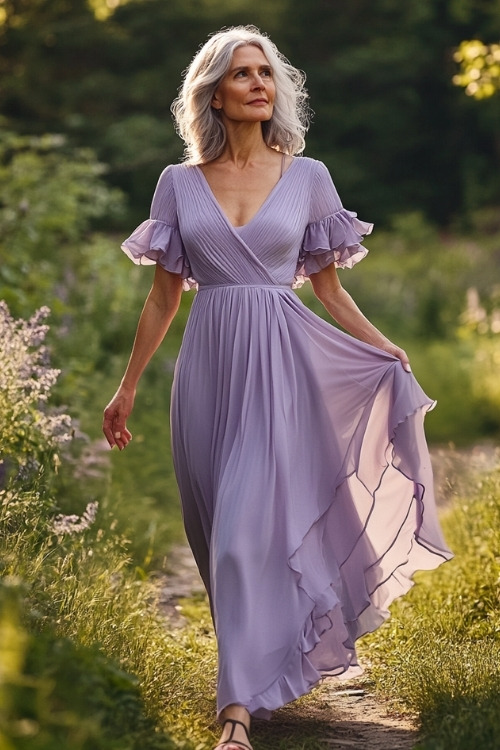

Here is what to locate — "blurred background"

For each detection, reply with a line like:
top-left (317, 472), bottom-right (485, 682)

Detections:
top-left (1, 0), bottom-right (500, 561)
top-left (1, 6), bottom-right (500, 748)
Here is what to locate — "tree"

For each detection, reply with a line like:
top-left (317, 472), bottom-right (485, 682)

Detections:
top-left (1, 0), bottom-right (499, 224)
top-left (279, 0), bottom-right (500, 223)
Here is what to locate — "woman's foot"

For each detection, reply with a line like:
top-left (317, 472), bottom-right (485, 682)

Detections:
top-left (214, 705), bottom-right (252, 750)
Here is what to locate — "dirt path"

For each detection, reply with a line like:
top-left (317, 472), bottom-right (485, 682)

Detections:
top-left (273, 682), bottom-right (417, 749)
top-left (156, 443), bottom-right (499, 749)
top-left (157, 545), bottom-right (419, 749)
top-left (319, 692), bottom-right (416, 749)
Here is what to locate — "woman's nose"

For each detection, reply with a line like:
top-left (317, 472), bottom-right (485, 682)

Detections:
top-left (250, 73), bottom-right (265, 89)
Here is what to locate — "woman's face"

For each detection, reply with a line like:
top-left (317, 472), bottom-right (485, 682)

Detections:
top-left (212, 45), bottom-right (276, 124)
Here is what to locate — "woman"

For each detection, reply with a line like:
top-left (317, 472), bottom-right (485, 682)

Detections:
top-left (103, 26), bottom-right (452, 750)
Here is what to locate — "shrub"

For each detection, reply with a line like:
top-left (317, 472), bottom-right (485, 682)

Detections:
top-left (0, 302), bottom-right (71, 489)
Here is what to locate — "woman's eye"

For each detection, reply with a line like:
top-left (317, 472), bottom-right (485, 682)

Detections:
top-left (262, 69), bottom-right (272, 77)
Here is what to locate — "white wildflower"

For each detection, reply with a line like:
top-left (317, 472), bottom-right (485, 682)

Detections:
top-left (0, 302), bottom-right (73, 465)
top-left (52, 501), bottom-right (99, 535)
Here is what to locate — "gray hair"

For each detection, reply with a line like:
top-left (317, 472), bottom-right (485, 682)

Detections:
top-left (171, 26), bottom-right (310, 163)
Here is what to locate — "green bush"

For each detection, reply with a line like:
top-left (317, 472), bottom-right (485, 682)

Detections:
top-left (0, 130), bottom-right (189, 563)
top-left (0, 129), bottom-right (124, 318)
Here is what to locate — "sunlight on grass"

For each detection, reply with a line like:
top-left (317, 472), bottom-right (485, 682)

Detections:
top-left (363, 467), bottom-right (500, 750)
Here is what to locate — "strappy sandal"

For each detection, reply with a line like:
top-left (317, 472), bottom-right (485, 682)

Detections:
top-left (213, 718), bottom-right (252, 750)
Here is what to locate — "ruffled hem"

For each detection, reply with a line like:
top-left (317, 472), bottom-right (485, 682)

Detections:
top-left (242, 376), bottom-right (451, 720)
top-left (121, 218), bottom-right (197, 291)
top-left (294, 209), bottom-right (373, 288)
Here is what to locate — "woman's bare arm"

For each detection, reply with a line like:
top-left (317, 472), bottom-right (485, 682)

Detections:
top-left (309, 262), bottom-right (411, 372)
top-left (102, 265), bottom-right (183, 450)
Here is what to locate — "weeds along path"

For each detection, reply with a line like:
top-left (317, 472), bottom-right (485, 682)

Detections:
top-left (156, 443), bottom-right (498, 749)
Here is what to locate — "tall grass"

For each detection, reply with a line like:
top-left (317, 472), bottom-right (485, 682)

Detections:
top-left (363, 463), bottom-right (500, 750)
top-left (0, 495), bottom-right (218, 749)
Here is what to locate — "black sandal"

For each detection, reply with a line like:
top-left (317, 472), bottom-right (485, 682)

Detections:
top-left (213, 718), bottom-right (252, 750)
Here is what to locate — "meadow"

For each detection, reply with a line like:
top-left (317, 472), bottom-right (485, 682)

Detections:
top-left (1, 133), bottom-right (500, 748)
top-left (2, 311), bottom-right (499, 748)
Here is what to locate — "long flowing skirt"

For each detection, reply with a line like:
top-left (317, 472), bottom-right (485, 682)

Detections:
top-left (170, 285), bottom-right (452, 719)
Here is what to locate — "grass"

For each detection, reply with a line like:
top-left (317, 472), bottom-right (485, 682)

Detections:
top-left (6, 464), bottom-right (500, 750)
top-left (0, 484), bottom-right (217, 749)
top-left (152, 457), bottom-right (500, 749)
top-left (362, 464), bottom-right (500, 749)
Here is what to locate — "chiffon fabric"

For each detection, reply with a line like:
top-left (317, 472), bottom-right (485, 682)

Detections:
top-left (122, 157), bottom-right (452, 720)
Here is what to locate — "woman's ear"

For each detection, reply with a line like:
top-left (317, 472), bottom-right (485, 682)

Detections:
top-left (211, 94), bottom-right (222, 110)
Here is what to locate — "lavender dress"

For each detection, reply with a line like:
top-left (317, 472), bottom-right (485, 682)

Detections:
top-left (122, 157), bottom-right (452, 719)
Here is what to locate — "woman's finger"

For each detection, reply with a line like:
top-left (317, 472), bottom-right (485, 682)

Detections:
top-left (103, 413), bottom-right (118, 447)
top-left (399, 350), bottom-right (412, 373)
top-left (111, 424), bottom-right (133, 451)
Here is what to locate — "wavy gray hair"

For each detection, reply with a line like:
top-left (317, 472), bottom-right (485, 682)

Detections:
top-left (171, 26), bottom-right (310, 163)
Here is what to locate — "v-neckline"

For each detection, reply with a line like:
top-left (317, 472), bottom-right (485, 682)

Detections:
top-left (194, 158), bottom-right (298, 231)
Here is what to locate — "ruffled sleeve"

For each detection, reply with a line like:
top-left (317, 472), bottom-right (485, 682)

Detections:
top-left (296, 161), bottom-right (373, 285)
top-left (121, 166), bottom-right (196, 290)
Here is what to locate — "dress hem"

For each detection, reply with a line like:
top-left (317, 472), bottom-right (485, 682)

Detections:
top-left (219, 395), bottom-right (452, 720)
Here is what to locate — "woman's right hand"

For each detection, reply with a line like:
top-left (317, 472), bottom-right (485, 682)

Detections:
top-left (102, 386), bottom-right (135, 451)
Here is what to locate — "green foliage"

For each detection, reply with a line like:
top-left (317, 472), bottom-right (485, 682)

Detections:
top-left (0, 128), bottom-right (191, 565)
top-left (0, 131), bottom-right (122, 251)
top-left (406, 339), bottom-right (500, 443)
top-left (279, 0), bottom-right (500, 223)
top-left (0, 482), bottom-right (216, 748)
top-left (0, 306), bottom-right (203, 749)
top-left (363, 466), bottom-right (500, 750)
top-left (1, 0), bottom-right (499, 224)
top-left (0, 129), bottom-right (124, 318)
top-left (0, 580), bottom-right (179, 750)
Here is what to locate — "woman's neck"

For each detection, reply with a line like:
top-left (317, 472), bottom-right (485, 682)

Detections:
top-left (217, 121), bottom-right (271, 167)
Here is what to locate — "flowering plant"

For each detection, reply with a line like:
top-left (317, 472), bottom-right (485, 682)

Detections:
top-left (0, 301), bottom-right (72, 486)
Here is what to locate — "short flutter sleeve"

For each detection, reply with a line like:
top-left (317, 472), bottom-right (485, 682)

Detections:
top-left (121, 166), bottom-right (195, 290)
top-left (296, 161), bottom-right (373, 285)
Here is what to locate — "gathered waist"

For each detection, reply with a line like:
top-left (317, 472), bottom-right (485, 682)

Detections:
top-left (197, 283), bottom-right (292, 292)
